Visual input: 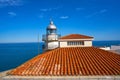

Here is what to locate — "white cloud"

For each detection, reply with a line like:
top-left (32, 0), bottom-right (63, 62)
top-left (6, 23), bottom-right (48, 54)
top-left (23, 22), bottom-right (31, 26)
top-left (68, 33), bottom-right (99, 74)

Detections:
top-left (40, 6), bottom-right (62, 12)
top-left (86, 9), bottom-right (107, 18)
top-left (100, 9), bottom-right (107, 13)
top-left (53, 6), bottom-right (62, 10)
top-left (8, 12), bottom-right (16, 17)
top-left (38, 13), bottom-right (44, 18)
top-left (0, 0), bottom-right (23, 7)
top-left (38, 15), bottom-right (44, 18)
top-left (38, 15), bottom-right (43, 18)
top-left (40, 9), bottom-right (48, 12)
top-left (76, 8), bottom-right (84, 11)
top-left (60, 16), bottom-right (69, 19)
top-left (40, 8), bottom-right (53, 12)
top-left (86, 12), bottom-right (98, 18)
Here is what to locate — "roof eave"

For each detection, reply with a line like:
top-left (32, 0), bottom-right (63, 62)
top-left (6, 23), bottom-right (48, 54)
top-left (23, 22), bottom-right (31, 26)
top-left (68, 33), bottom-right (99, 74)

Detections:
top-left (59, 38), bottom-right (94, 41)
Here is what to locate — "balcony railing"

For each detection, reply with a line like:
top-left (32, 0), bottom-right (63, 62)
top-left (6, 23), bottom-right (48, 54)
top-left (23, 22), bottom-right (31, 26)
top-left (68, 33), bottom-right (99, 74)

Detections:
top-left (42, 34), bottom-right (61, 41)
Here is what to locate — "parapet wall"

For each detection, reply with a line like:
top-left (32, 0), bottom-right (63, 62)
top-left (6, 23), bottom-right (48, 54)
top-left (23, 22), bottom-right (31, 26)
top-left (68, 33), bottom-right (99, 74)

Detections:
top-left (111, 45), bottom-right (120, 50)
top-left (2, 76), bottom-right (120, 80)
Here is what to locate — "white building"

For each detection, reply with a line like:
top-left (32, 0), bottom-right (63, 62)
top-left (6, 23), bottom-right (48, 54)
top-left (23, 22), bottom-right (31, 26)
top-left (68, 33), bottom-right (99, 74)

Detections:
top-left (42, 20), bottom-right (94, 51)
top-left (59, 34), bottom-right (93, 48)
top-left (99, 47), bottom-right (111, 50)
top-left (111, 45), bottom-right (120, 50)
top-left (42, 20), bottom-right (60, 50)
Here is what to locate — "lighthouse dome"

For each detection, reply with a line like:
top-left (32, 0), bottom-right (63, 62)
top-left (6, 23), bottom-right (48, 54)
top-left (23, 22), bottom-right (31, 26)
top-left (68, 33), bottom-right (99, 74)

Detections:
top-left (47, 20), bottom-right (56, 29)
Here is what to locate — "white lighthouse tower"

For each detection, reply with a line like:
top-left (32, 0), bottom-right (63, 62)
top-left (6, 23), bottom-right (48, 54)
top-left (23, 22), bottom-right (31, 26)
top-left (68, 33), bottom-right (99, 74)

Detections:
top-left (42, 20), bottom-right (60, 51)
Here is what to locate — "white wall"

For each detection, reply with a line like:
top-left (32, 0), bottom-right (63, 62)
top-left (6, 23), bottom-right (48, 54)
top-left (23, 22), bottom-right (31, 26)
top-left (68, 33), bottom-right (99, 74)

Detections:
top-left (47, 34), bottom-right (58, 41)
top-left (3, 76), bottom-right (120, 80)
top-left (47, 41), bottom-right (59, 50)
top-left (60, 41), bottom-right (92, 47)
top-left (100, 47), bottom-right (110, 50)
top-left (60, 42), bottom-right (67, 47)
top-left (111, 45), bottom-right (120, 50)
top-left (84, 41), bottom-right (92, 47)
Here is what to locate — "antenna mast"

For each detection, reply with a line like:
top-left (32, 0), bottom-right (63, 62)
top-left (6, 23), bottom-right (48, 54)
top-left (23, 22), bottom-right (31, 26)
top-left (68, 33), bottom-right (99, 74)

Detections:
top-left (38, 33), bottom-right (40, 54)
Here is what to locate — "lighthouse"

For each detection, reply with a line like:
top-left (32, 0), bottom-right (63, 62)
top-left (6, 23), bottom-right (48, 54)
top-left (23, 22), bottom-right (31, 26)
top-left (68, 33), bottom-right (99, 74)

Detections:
top-left (42, 20), bottom-right (60, 51)
top-left (7, 20), bottom-right (120, 80)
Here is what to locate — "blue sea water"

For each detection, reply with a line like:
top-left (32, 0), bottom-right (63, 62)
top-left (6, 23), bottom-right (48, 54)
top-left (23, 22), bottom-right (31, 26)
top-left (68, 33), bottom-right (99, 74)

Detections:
top-left (0, 43), bottom-right (43, 72)
top-left (93, 41), bottom-right (120, 47)
top-left (0, 41), bottom-right (120, 72)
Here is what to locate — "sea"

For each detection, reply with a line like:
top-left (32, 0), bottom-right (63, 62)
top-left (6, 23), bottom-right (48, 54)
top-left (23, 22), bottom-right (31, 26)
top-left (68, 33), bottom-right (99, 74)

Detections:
top-left (0, 41), bottom-right (120, 72)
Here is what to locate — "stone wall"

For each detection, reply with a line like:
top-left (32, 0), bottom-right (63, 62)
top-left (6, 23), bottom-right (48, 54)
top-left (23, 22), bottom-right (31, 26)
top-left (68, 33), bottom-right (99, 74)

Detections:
top-left (2, 76), bottom-right (120, 80)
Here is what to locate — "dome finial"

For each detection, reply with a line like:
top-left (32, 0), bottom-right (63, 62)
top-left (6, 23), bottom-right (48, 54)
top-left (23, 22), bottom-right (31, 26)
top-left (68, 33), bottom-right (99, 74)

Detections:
top-left (50, 18), bottom-right (53, 24)
top-left (47, 18), bottom-right (56, 29)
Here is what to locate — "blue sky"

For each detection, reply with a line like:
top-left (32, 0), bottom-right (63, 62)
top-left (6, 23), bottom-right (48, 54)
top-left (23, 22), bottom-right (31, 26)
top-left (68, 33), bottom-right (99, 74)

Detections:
top-left (0, 0), bottom-right (120, 43)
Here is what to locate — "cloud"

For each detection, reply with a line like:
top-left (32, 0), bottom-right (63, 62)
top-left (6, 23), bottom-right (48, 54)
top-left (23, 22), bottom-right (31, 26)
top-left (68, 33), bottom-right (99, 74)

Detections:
top-left (40, 8), bottom-right (53, 12)
top-left (100, 9), bottom-right (107, 13)
top-left (0, 0), bottom-right (23, 7)
top-left (53, 6), bottom-right (62, 10)
top-left (39, 6), bottom-right (63, 19)
top-left (40, 9), bottom-right (49, 12)
top-left (38, 14), bottom-right (44, 18)
top-left (38, 12), bottom-right (45, 18)
top-left (38, 15), bottom-right (43, 18)
top-left (86, 12), bottom-right (98, 18)
top-left (8, 12), bottom-right (16, 17)
top-left (60, 16), bottom-right (69, 19)
top-left (76, 8), bottom-right (84, 11)
top-left (40, 6), bottom-right (62, 12)
top-left (86, 9), bottom-right (107, 18)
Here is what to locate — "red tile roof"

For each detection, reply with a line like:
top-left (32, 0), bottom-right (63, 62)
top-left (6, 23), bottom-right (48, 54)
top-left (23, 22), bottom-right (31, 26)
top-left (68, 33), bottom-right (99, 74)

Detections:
top-left (59, 34), bottom-right (93, 39)
top-left (9, 47), bottom-right (120, 76)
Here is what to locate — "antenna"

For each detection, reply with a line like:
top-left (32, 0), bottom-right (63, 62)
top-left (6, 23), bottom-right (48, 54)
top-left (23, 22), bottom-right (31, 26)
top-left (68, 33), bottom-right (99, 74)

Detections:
top-left (38, 33), bottom-right (40, 54)
top-left (50, 18), bottom-right (52, 21)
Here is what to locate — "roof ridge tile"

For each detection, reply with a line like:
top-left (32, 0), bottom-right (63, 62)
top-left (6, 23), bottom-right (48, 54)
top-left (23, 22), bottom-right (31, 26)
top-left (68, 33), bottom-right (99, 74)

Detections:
top-left (9, 47), bottom-right (120, 76)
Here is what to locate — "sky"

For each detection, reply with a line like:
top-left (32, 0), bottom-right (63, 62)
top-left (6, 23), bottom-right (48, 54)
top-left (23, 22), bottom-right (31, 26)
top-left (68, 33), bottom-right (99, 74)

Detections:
top-left (0, 0), bottom-right (120, 43)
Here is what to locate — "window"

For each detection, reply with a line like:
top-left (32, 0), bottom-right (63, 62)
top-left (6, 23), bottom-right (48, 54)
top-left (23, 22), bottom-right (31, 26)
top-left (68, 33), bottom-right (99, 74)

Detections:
top-left (67, 41), bottom-right (84, 46)
top-left (47, 29), bottom-right (56, 35)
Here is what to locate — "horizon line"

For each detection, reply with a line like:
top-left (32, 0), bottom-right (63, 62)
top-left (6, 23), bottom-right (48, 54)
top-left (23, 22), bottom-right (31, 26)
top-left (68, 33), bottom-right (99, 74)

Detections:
top-left (0, 40), bottom-right (120, 44)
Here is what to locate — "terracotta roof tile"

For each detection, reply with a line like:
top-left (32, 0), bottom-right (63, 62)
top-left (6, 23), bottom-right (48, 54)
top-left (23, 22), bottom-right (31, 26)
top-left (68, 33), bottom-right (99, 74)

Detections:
top-left (59, 34), bottom-right (93, 39)
top-left (9, 47), bottom-right (120, 76)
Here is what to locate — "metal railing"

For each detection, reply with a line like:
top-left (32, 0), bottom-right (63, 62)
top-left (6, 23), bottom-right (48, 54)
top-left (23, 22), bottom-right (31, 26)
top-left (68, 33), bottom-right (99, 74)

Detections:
top-left (42, 34), bottom-right (61, 41)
